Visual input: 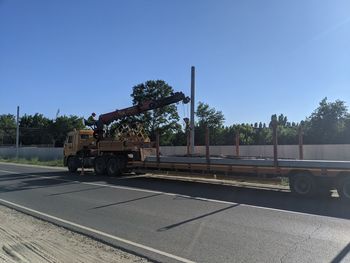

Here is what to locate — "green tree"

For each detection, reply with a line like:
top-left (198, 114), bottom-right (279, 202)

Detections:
top-left (50, 115), bottom-right (85, 146)
top-left (130, 80), bottom-right (181, 145)
top-left (196, 102), bottom-right (225, 128)
top-left (20, 114), bottom-right (53, 145)
top-left (195, 102), bottom-right (225, 145)
top-left (304, 98), bottom-right (349, 144)
top-left (0, 114), bottom-right (16, 145)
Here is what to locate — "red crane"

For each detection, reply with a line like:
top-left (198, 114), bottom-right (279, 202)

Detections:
top-left (88, 92), bottom-right (190, 139)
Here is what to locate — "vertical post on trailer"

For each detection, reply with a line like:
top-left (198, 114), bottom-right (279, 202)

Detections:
top-left (235, 129), bottom-right (240, 157)
top-left (156, 131), bottom-right (160, 164)
top-left (205, 126), bottom-right (210, 163)
top-left (272, 120), bottom-right (278, 167)
top-left (186, 129), bottom-right (190, 156)
top-left (298, 125), bottom-right (304, 160)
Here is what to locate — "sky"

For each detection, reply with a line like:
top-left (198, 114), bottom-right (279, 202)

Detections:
top-left (1, 0), bottom-right (350, 126)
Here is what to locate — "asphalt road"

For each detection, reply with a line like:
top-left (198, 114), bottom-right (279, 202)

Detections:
top-left (0, 163), bottom-right (349, 263)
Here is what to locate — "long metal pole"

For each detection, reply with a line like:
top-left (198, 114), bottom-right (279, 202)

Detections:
top-left (205, 126), bottom-right (210, 163)
top-left (190, 66), bottom-right (195, 155)
top-left (16, 106), bottom-right (19, 159)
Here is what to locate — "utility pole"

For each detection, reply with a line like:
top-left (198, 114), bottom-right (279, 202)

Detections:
top-left (16, 106), bottom-right (19, 159)
top-left (190, 66), bottom-right (195, 155)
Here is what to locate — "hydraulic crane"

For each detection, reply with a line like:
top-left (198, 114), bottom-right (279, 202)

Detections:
top-left (63, 91), bottom-right (190, 176)
top-left (90, 92), bottom-right (190, 140)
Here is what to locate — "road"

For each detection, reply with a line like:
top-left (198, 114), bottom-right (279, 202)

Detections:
top-left (0, 162), bottom-right (349, 263)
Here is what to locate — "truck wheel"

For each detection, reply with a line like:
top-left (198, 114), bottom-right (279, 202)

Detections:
top-left (289, 173), bottom-right (316, 197)
top-left (67, 157), bottom-right (78, 173)
top-left (337, 177), bottom-right (350, 202)
top-left (94, 157), bottom-right (106, 175)
top-left (107, 157), bottom-right (122, 176)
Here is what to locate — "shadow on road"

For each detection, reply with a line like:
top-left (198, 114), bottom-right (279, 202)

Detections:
top-left (331, 242), bottom-right (350, 263)
top-left (157, 203), bottom-right (240, 232)
top-left (90, 193), bottom-right (162, 210)
top-left (0, 169), bottom-right (349, 220)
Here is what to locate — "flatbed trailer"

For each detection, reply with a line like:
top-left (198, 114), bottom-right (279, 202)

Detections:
top-left (131, 156), bottom-right (350, 202)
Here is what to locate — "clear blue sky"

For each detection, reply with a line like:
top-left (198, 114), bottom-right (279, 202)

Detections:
top-left (1, 0), bottom-right (350, 125)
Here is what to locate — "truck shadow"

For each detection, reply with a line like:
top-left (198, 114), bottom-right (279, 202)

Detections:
top-left (0, 170), bottom-right (349, 220)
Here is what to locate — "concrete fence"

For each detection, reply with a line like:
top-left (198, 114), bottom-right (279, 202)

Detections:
top-left (160, 144), bottom-right (350, 161)
top-left (0, 147), bottom-right (63, 161)
top-left (1, 144), bottom-right (350, 161)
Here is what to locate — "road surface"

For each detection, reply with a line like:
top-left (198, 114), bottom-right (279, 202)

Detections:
top-left (0, 162), bottom-right (349, 263)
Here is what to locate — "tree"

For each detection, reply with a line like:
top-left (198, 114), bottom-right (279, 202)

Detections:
top-left (269, 114), bottom-right (288, 127)
top-left (196, 102), bottom-right (225, 128)
top-left (50, 115), bottom-right (85, 146)
top-left (195, 102), bottom-right (225, 145)
top-left (0, 114), bottom-right (16, 145)
top-left (20, 114), bottom-right (53, 145)
top-left (130, 80), bottom-right (181, 145)
top-left (304, 98), bottom-right (349, 144)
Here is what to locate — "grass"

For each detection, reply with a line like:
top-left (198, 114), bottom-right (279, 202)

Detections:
top-left (0, 157), bottom-right (64, 167)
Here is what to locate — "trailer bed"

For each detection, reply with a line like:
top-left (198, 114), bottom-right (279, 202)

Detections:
top-left (144, 156), bottom-right (350, 170)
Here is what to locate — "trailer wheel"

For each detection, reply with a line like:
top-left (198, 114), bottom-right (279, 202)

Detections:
top-left (94, 157), bottom-right (106, 175)
top-left (67, 157), bottom-right (78, 173)
top-left (289, 173), bottom-right (316, 197)
top-left (107, 157), bottom-right (122, 176)
top-left (337, 177), bottom-right (350, 202)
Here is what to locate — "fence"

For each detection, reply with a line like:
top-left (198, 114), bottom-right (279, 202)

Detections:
top-left (1, 144), bottom-right (350, 161)
top-left (0, 147), bottom-right (63, 161)
top-left (159, 145), bottom-right (350, 161)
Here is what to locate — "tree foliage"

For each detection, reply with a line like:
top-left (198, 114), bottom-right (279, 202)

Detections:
top-left (130, 80), bottom-right (181, 145)
top-left (304, 98), bottom-right (349, 144)
top-left (0, 114), bottom-right (16, 144)
top-left (2, 94), bottom-right (350, 147)
top-left (195, 102), bottom-right (225, 145)
top-left (196, 102), bottom-right (225, 128)
top-left (50, 115), bottom-right (85, 146)
top-left (20, 114), bottom-right (53, 145)
top-left (0, 113), bottom-right (84, 146)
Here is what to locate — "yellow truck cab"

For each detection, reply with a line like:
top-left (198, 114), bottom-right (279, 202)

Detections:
top-left (63, 129), bottom-right (96, 172)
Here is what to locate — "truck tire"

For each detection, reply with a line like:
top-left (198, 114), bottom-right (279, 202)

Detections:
top-left (67, 157), bottom-right (78, 173)
top-left (289, 173), bottom-right (316, 197)
top-left (337, 177), bottom-right (350, 202)
top-left (107, 157), bottom-right (122, 176)
top-left (94, 157), bottom-right (106, 175)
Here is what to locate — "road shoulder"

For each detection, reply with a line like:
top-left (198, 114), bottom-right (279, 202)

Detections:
top-left (0, 204), bottom-right (149, 263)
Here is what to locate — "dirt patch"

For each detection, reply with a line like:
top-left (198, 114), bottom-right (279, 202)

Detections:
top-left (0, 205), bottom-right (150, 263)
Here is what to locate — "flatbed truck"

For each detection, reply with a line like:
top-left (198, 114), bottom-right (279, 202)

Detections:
top-left (63, 91), bottom-right (350, 202)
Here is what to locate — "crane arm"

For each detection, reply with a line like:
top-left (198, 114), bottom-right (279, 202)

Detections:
top-left (98, 92), bottom-right (190, 126)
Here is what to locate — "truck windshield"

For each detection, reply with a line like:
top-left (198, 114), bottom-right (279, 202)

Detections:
top-left (80, 134), bottom-right (90, 140)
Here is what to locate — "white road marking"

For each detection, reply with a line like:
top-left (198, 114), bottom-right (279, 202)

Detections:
top-left (0, 169), bottom-right (346, 221)
top-left (0, 198), bottom-right (195, 263)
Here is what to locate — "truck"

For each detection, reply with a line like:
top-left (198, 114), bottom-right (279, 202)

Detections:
top-left (64, 92), bottom-right (350, 202)
top-left (63, 91), bottom-right (190, 176)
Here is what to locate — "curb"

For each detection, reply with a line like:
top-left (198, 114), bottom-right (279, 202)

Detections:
top-left (0, 161), bottom-right (66, 170)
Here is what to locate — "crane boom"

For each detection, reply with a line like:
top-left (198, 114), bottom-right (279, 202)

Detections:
top-left (91, 91), bottom-right (190, 139)
top-left (98, 92), bottom-right (190, 126)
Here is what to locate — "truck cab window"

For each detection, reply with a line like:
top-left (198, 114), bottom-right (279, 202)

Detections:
top-left (80, 134), bottom-right (89, 140)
